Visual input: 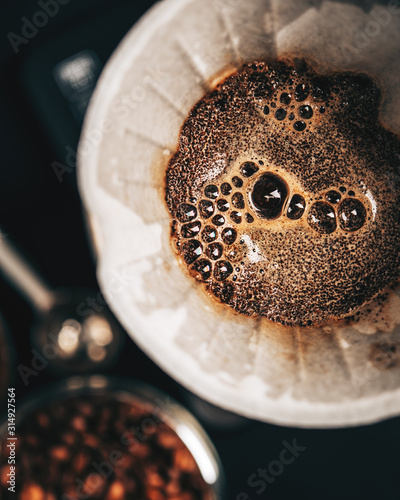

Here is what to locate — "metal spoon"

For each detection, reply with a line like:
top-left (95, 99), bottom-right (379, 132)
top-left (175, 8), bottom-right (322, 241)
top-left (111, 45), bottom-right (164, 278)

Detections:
top-left (0, 230), bottom-right (124, 375)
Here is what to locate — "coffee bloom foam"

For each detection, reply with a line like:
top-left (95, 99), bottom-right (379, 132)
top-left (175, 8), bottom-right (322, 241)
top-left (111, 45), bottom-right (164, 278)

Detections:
top-left (165, 58), bottom-right (400, 327)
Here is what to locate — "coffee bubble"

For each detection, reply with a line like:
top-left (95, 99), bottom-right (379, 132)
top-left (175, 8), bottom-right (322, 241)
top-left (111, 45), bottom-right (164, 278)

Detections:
top-left (205, 185), bottom-right (219, 200)
top-left (280, 92), bottom-right (292, 105)
top-left (222, 227), bottom-right (238, 245)
top-left (182, 240), bottom-right (203, 264)
top-left (295, 83), bottom-right (309, 101)
top-left (232, 177), bottom-right (243, 188)
top-left (177, 204), bottom-right (197, 223)
top-left (182, 221), bottom-right (202, 238)
top-left (308, 201), bottom-right (337, 234)
top-left (245, 213), bottom-right (254, 224)
top-left (287, 194), bottom-right (305, 220)
top-left (232, 192), bottom-right (245, 209)
top-left (201, 226), bottom-right (217, 243)
top-left (212, 214), bottom-right (225, 227)
top-left (250, 173), bottom-right (288, 220)
top-left (221, 183), bottom-right (232, 195)
top-left (293, 120), bottom-right (306, 131)
top-left (275, 108), bottom-right (287, 121)
top-left (298, 105), bottom-right (313, 119)
top-left (192, 259), bottom-right (212, 281)
top-left (206, 243), bottom-right (224, 261)
top-left (240, 162), bottom-right (259, 178)
top-left (311, 77), bottom-right (331, 101)
top-left (214, 261), bottom-right (233, 281)
top-left (230, 211), bottom-right (243, 224)
top-left (198, 200), bottom-right (214, 219)
top-left (217, 199), bottom-right (230, 212)
top-left (326, 190), bottom-right (341, 204)
top-left (338, 198), bottom-right (367, 232)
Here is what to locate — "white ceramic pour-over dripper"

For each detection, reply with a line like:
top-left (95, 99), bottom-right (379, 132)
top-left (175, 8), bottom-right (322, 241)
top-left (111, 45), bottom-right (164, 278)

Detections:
top-left (78, 0), bottom-right (400, 428)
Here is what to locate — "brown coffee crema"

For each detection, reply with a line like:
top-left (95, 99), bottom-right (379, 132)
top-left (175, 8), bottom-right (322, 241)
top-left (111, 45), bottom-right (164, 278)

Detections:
top-left (165, 58), bottom-right (400, 327)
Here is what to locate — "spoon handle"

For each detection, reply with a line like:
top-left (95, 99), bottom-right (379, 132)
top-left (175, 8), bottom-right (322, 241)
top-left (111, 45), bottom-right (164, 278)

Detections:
top-left (0, 231), bottom-right (56, 313)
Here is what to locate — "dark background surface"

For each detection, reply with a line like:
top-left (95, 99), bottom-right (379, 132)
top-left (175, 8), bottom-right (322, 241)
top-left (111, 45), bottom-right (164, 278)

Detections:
top-left (0, 1), bottom-right (399, 499)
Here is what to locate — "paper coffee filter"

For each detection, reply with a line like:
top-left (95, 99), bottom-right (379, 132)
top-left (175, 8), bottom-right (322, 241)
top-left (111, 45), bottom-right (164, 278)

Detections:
top-left (78, 0), bottom-right (400, 427)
